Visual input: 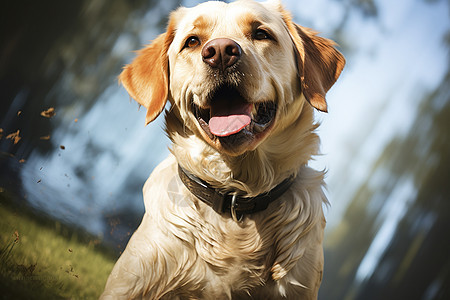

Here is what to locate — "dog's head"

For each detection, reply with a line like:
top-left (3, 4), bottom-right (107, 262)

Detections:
top-left (120, 0), bottom-right (344, 156)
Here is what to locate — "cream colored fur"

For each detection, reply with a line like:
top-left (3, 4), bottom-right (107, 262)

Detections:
top-left (101, 0), bottom-right (344, 299)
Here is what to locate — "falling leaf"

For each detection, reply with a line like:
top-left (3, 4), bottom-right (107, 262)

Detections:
top-left (40, 107), bottom-right (56, 118)
top-left (68, 248), bottom-right (73, 253)
top-left (74, 118), bottom-right (78, 123)
top-left (14, 230), bottom-right (19, 244)
top-left (60, 145), bottom-right (65, 150)
top-left (6, 130), bottom-right (21, 144)
top-left (0, 128), bottom-right (3, 139)
top-left (17, 111), bottom-right (22, 116)
top-left (37, 179), bottom-right (42, 183)
top-left (19, 159), bottom-right (26, 163)
top-left (40, 135), bottom-right (51, 140)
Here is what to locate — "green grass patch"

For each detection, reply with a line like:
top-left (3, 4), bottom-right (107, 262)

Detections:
top-left (0, 194), bottom-right (116, 299)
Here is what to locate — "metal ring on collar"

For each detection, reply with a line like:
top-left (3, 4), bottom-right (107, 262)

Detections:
top-left (230, 194), bottom-right (243, 222)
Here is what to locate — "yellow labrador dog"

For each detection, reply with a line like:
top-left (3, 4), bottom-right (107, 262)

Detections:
top-left (102, 0), bottom-right (344, 299)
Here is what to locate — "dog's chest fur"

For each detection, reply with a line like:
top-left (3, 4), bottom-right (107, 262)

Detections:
top-left (138, 155), bottom-right (326, 298)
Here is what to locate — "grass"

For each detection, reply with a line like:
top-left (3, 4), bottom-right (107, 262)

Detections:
top-left (0, 192), bottom-right (116, 299)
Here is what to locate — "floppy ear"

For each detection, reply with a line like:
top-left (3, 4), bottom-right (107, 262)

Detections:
top-left (282, 12), bottom-right (345, 112)
top-left (119, 21), bottom-right (176, 125)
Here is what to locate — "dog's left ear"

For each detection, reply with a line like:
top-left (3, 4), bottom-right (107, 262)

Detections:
top-left (119, 16), bottom-right (178, 125)
top-left (282, 11), bottom-right (345, 112)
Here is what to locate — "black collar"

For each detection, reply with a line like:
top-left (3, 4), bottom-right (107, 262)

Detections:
top-left (178, 165), bottom-right (295, 222)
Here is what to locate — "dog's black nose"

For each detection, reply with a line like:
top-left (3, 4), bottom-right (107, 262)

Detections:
top-left (202, 38), bottom-right (242, 71)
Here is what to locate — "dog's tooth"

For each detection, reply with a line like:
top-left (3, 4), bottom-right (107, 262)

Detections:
top-left (253, 122), bottom-right (268, 133)
top-left (246, 121), bottom-right (254, 132)
top-left (198, 117), bottom-right (214, 139)
top-left (252, 104), bottom-right (258, 118)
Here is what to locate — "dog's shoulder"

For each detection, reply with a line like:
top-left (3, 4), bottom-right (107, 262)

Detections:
top-left (142, 154), bottom-right (178, 208)
top-left (143, 154), bottom-right (177, 192)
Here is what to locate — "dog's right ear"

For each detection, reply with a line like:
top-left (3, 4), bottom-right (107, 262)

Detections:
top-left (119, 15), bottom-right (178, 125)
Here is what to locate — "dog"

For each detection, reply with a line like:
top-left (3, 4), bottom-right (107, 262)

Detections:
top-left (101, 0), bottom-right (344, 299)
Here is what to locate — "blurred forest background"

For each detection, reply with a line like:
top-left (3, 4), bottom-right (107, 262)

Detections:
top-left (0, 0), bottom-right (449, 299)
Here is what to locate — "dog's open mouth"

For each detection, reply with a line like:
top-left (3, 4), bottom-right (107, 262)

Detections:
top-left (193, 85), bottom-right (276, 147)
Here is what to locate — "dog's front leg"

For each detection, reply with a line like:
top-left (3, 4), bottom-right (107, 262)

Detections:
top-left (100, 216), bottom-right (159, 299)
top-left (100, 214), bottom-right (193, 300)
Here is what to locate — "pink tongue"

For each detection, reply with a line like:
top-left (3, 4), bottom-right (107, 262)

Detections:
top-left (209, 101), bottom-right (252, 137)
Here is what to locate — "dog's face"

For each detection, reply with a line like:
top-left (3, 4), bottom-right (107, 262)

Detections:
top-left (120, 0), bottom-right (344, 156)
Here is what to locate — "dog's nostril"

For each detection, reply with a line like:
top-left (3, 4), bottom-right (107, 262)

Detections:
top-left (225, 44), bottom-right (241, 57)
top-left (202, 46), bottom-right (216, 60)
top-left (202, 38), bottom-right (242, 70)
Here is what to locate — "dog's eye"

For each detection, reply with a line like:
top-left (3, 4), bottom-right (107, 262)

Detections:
top-left (184, 36), bottom-right (201, 49)
top-left (253, 29), bottom-right (271, 40)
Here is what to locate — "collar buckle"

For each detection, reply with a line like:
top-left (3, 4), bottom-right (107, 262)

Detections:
top-left (230, 194), bottom-right (244, 222)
